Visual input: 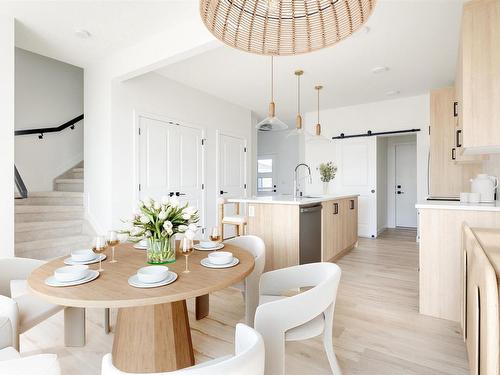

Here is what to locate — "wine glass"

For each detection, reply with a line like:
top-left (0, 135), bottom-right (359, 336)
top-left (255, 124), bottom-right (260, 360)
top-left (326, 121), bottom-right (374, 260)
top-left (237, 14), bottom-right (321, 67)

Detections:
top-left (181, 237), bottom-right (194, 274)
top-left (209, 227), bottom-right (221, 243)
top-left (107, 230), bottom-right (119, 263)
top-left (93, 236), bottom-right (108, 272)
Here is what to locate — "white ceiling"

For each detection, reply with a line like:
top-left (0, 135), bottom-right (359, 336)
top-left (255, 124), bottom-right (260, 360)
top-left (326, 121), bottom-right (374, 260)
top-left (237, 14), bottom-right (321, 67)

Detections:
top-left (157, 0), bottom-right (466, 126)
top-left (0, 0), bottom-right (200, 67)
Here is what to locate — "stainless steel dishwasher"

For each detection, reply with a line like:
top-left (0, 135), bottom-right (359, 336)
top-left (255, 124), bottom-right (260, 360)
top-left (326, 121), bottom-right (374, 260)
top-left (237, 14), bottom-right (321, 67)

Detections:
top-left (299, 204), bottom-right (322, 264)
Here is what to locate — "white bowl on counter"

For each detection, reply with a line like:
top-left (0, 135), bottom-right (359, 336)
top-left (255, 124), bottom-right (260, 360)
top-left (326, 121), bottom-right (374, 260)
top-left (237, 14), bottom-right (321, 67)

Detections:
top-left (208, 251), bottom-right (233, 265)
top-left (71, 249), bottom-right (96, 262)
top-left (54, 265), bottom-right (89, 282)
top-left (199, 241), bottom-right (218, 249)
top-left (137, 266), bottom-right (169, 283)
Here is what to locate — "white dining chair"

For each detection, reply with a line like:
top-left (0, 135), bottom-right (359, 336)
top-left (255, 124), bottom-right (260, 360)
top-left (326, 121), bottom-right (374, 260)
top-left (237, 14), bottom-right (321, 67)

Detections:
top-left (224, 235), bottom-right (266, 327)
top-left (101, 323), bottom-right (265, 375)
top-left (0, 316), bottom-right (61, 374)
top-left (0, 258), bottom-right (64, 350)
top-left (254, 262), bottom-right (342, 375)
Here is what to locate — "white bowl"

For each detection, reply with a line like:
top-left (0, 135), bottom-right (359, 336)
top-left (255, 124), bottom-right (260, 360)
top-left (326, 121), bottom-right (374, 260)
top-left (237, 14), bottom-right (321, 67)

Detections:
top-left (208, 251), bottom-right (233, 265)
top-left (199, 241), bottom-right (217, 249)
top-left (54, 265), bottom-right (89, 283)
top-left (137, 266), bottom-right (169, 284)
top-left (71, 249), bottom-right (96, 262)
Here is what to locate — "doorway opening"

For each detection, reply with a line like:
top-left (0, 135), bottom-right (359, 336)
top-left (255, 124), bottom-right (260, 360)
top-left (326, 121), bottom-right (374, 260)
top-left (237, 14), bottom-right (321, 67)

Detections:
top-left (376, 134), bottom-right (418, 233)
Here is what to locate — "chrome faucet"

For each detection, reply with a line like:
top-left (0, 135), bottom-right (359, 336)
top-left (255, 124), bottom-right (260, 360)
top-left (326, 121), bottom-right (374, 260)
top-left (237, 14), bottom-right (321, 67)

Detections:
top-left (294, 163), bottom-right (312, 198)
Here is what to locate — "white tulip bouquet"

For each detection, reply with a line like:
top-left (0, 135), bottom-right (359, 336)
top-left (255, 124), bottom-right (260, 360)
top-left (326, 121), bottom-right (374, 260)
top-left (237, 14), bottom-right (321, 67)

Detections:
top-left (122, 196), bottom-right (199, 264)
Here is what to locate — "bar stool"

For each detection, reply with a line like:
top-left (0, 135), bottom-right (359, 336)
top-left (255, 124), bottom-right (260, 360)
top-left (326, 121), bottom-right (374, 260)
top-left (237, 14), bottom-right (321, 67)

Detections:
top-left (218, 198), bottom-right (247, 239)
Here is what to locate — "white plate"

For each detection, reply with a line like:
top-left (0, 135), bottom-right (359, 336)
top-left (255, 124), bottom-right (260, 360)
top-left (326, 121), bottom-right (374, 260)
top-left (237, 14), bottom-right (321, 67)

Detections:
top-left (128, 271), bottom-right (178, 288)
top-left (64, 253), bottom-right (107, 265)
top-left (45, 270), bottom-right (100, 287)
top-left (200, 257), bottom-right (240, 269)
top-left (133, 244), bottom-right (148, 250)
top-left (194, 243), bottom-right (225, 251)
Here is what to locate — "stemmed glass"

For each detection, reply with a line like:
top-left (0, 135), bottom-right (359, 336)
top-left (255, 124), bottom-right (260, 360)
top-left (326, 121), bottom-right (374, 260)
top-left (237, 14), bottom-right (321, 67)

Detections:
top-left (209, 227), bottom-right (221, 243)
top-left (181, 237), bottom-right (194, 274)
top-left (107, 230), bottom-right (119, 263)
top-left (93, 236), bottom-right (108, 272)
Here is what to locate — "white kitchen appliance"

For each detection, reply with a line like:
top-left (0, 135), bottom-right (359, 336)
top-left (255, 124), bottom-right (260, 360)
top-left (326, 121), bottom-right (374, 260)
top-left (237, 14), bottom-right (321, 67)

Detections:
top-left (470, 174), bottom-right (498, 202)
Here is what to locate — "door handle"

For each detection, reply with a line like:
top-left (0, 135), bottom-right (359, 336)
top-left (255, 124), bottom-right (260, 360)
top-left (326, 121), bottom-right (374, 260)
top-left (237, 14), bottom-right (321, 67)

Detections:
top-left (169, 192), bottom-right (175, 197)
top-left (220, 190), bottom-right (228, 195)
top-left (397, 185), bottom-right (401, 189)
top-left (175, 192), bottom-right (186, 197)
top-left (397, 191), bottom-right (404, 195)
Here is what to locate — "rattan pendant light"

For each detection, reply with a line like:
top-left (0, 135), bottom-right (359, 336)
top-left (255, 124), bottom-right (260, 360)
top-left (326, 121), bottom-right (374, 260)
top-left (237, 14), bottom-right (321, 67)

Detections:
top-left (307, 85), bottom-right (329, 142)
top-left (287, 69), bottom-right (305, 137)
top-left (199, 0), bottom-right (377, 56)
top-left (256, 56), bottom-right (288, 131)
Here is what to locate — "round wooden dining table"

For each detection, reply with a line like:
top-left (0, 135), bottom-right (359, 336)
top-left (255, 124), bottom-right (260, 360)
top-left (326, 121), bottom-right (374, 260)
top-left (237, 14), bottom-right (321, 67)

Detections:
top-left (28, 242), bottom-right (255, 373)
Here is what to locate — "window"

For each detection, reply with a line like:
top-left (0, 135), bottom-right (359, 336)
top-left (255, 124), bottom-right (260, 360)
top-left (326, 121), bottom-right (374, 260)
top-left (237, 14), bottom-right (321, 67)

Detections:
top-left (257, 156), bottom-right (276, 194)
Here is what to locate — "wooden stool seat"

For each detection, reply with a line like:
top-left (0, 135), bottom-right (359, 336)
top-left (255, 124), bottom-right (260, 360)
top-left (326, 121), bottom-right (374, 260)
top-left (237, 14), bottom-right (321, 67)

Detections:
top-left (219, 200), bottom-right (247, 239)
top-left (222, 215), bottom-right (247, 225)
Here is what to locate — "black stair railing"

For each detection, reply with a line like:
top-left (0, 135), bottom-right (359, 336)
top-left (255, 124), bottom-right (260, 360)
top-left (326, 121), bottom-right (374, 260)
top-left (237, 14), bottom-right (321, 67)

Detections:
top-left (14, 114), bottom-right (84, 198)
top-left (15, 165), bottom-right (28, 199)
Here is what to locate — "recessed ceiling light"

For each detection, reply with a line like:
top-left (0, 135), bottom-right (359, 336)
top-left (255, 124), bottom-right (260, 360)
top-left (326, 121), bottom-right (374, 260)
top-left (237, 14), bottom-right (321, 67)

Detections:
top-left (371, 66), bottom-right (389, 74)
top-left (386, 90), bottom-right (400, 96)
top-left (74, 29), bottom-right (91, 39)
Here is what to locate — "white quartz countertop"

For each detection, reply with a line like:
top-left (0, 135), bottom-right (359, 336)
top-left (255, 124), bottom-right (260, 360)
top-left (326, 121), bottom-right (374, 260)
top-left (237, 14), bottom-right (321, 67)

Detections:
top-left (227, 194), bottom-right (359, 206)
top-left (416, 200), bottom-right (500, 212)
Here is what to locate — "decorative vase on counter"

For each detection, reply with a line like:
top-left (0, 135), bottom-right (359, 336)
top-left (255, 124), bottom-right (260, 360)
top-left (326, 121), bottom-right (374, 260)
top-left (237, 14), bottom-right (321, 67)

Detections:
top-left (323, 181), bottom-right (330, 195)
top-left (147, 236), bottom-right (176, 264)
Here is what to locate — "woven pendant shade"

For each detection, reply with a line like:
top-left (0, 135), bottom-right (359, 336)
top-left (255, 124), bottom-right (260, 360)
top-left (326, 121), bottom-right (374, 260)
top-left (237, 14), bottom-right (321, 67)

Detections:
top-left (200, 0), bottom-right (377, 56)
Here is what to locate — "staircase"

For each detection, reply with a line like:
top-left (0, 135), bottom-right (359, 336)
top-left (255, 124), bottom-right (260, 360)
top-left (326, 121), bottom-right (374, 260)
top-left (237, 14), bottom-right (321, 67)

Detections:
top-left (15, 163), bottom-right (94, 260)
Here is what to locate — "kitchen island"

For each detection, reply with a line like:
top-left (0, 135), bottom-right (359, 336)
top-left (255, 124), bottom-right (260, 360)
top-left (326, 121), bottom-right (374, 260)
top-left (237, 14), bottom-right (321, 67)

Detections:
top-left (228, 195), bottom-right (358, 271)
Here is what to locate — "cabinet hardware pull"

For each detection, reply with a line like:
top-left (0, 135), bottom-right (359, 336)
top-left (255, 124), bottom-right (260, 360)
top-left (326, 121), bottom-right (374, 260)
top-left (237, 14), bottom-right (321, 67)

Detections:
top-left (333, 203), bottom-right (339, 215)
top-left (454, 101), bottom-right (458, 117)
top-left (452, 148), bottom-right (456, 160)
top-left (456, 129), bottom-right (462, 148)
top-left (350, 200), bottom-right (355, 209)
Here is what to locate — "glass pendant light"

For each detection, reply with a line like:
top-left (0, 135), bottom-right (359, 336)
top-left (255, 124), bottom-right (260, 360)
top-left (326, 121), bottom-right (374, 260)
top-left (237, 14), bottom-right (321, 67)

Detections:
top-left (256, 56), bottom-right (288, 132)
top-left (287, 70), bottom-right (305, 138)
top-left (307, 85), bottom-right (330, 143)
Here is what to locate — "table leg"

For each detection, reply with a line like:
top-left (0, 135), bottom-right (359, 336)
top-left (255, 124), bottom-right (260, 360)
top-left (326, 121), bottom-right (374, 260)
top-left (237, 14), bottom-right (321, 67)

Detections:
top-left (112, 300), bottom-right (194, 373)
top-left (64, 307), bottom-right (86, 347)
top-left (196, 294), bottom-right (209, 320)
top-left (104, 308), bottom-right (110, 334)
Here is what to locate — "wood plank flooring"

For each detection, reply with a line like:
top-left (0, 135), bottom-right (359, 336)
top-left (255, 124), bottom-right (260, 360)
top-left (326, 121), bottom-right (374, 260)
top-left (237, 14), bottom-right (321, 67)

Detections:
top-left (21, 228), bottom-right (469, 374)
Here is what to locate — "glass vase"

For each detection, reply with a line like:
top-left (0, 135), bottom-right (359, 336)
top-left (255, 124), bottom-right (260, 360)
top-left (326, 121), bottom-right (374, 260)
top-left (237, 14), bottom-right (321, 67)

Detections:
top-left (147, 236), bottom-right (176, 264)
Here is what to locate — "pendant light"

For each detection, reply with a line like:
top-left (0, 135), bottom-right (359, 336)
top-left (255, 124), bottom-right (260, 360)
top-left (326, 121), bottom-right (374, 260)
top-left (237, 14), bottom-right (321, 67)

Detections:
top-left (256, 56), bottom-right (288, 131)
top-left (307, 85), bottom-right (329, 142)
top-left (200, 0), bottom-right (377, 56)
top-left (287, 70), bottom-right (305, 138)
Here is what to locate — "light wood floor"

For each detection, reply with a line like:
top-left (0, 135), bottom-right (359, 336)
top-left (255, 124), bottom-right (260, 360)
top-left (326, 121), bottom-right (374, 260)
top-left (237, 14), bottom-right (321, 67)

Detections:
top-left (22, 228), bottom-right (469, 374)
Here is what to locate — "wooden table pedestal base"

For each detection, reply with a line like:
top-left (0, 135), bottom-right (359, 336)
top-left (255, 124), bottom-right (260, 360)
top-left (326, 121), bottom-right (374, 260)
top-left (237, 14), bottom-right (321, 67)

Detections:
top-left (112, 300), bottom-right (194, 373)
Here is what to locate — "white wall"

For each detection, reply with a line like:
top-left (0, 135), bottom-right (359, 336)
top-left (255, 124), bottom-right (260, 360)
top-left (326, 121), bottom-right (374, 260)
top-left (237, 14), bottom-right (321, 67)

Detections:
top-left (376, 137), bottom-right (388, 233)
top-left (303, 95), bottom-right (430, 205)
top-left (257, 131), bottom-right (300, 195)
top-left (15, 48), bottom-right (83, 191)
top-left (110, 72), bottom-right (253, 231)
top-left (0, 15), bottom-right (15, 257)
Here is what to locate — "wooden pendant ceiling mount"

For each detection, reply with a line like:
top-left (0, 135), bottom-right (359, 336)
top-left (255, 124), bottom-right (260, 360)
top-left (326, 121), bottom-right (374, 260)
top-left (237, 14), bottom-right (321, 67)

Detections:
top-left (200, 0), bottom-right (377, 56)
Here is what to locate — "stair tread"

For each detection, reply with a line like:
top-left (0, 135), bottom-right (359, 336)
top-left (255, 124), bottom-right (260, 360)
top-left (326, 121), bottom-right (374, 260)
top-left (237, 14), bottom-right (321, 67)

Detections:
top-left (55, 178), bottom-right (83, 184)
top-left (16, 220), bottom-right (84, 232)
top-left (15, 235), bottom-right (91, 249)
top-left (26, 191), bottom-right (83, 197)
top-left (16, 205), bottom-right (84, 213)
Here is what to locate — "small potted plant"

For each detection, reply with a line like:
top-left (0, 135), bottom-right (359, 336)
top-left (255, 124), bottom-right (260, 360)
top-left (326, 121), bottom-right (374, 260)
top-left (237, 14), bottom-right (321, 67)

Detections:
top-left (318, 162), bottom-right (337, 195)
top-left (122, 196), bottom-right (199, 264)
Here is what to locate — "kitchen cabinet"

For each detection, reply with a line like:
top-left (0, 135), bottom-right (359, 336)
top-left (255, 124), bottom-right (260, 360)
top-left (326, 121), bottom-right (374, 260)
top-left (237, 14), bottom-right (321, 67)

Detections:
top-left (322, 197), bottom-right (358, 262)
top-left (429, 87), bottom-right (481, 197)
top-left (457, 0), bottom-right (500, 152)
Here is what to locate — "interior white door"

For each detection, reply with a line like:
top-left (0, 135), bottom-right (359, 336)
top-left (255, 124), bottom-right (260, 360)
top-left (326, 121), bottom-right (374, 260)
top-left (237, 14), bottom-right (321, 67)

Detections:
top-left (334, 137), bottom-right (377, 238)
top-left (217, 132), bottom-right (247, 238)
top-left (395, 143), bottom-right (417, 228)
top-left (139, 115), bottom-right (205, 228)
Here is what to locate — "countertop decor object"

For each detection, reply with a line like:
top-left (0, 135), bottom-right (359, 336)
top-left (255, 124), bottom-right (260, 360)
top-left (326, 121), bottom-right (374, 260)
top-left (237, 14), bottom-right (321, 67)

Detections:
top-left (199, 0), bottom-right (377, 56)
top-left (121, 196), bottom-right (199, 264)
top-left (28, 242), bottom-right (255, 373)
top-left (319, 162), bottom-right (337, 194)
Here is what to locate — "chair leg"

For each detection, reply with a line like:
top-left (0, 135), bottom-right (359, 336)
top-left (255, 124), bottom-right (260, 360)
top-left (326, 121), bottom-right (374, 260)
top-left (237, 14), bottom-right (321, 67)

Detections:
top-left (104, 308), bottom-right (110, 334)
top-left (323, 330), bottom-right (342, 375)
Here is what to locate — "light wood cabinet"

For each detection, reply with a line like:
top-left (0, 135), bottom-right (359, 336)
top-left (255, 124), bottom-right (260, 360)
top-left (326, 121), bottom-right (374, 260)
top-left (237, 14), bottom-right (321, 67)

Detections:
top-left (322, 197), bottom-right (358, 262)
top-left (457, 0), bottom-right (500, 151)
top-left (429, 87), bottom-right (481, 197)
